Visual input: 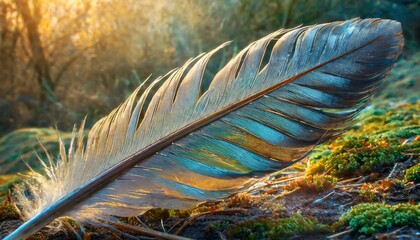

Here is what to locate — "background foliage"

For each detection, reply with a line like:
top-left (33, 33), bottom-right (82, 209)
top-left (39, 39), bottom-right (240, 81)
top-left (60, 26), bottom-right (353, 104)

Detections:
top-left (0, 0), bottom-right (418, 134)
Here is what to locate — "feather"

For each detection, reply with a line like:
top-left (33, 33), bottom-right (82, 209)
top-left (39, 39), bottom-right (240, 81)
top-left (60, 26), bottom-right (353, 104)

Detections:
top-left (5, 18), bottom-right (403, 239)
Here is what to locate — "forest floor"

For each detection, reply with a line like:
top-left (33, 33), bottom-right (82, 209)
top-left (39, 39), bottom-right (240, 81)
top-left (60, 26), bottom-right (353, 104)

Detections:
top-left (0, 52), bottom-right (419, 239)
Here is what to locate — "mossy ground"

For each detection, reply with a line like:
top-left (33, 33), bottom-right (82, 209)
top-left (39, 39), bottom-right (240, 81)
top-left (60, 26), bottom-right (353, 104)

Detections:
top-left (307, 101), bottom-right (419, 178)
top-left (223, 213), bottom-right (329, 240)
top-left (337, 203), bottom-right (420, 236)
top-left (405, 163), bottom-right (420, 183)
top-left (0, 202), bottom-right (20, 221)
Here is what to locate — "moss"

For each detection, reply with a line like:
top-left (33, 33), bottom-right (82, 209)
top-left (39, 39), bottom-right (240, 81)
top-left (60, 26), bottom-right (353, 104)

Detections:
top-left (308, 135), bottom-right (415, 177)
top-left (307, 102), bottom-right (420, 178)
top-left (270, 213), bottom-right (329, 239)
top-left (26, 232), bottom-right (46, 240)
top-left (226, 193), bottom-right (253, 208)
top-left (393, 179), bottom-right (405, 189)
top-left (135, 206), bottom-right (211, 223)
top-left (358, 184), bottom-right (379, 202)
top-left (357, 102), bottom-right (419, 130)
top-left (190, 202), bottom-right (222, 215)
top-left (337, 203), bottom-right (420, 236)
top-left (0, 202), bottom-right (20, 221)
top-left (142, 208), bottom-right (186, 221)
top-left (284, 175), bottom-right (337, 193)
top-left (205, 220), bottom-right (233, 235)
top-left (228, 218), bottom-right (274, 240)
top-left (228, 213), bottom-right (329, 240)
top-left (404, 163), bottom-right (420, 183)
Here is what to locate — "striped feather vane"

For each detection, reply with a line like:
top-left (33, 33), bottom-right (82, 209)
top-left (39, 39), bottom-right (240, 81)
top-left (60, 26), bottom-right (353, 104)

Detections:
top-left (6, 18), bottom-right (403, 239)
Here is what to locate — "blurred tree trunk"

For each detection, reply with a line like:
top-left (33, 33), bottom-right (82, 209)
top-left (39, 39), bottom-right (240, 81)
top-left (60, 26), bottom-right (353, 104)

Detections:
top-left (0, 2), bottom-right (19, 94)
top-left (14, 0), bottom-right (54, 102)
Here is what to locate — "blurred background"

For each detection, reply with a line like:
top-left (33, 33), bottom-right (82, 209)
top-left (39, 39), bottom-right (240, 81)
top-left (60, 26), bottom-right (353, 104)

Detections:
top-left (0, 0), bottom-right (418, 134)
top-left (0, 0), bottom-right (419, 175)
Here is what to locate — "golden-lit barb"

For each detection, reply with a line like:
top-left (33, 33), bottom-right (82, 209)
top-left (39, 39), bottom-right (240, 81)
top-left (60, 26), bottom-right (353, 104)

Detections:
top-left (6, 18), bottom-right (403, 239)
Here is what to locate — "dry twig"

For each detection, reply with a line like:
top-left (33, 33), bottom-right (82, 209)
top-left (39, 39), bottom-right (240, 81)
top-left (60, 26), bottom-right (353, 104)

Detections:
top-left (327, 228), bottom-right (353, 239)
top-left (106, 221), bottom-right (192, 240)
top-left (336, 176), bottom-right (362, 185)
top-left (375, 226), bottom-right (407, 239)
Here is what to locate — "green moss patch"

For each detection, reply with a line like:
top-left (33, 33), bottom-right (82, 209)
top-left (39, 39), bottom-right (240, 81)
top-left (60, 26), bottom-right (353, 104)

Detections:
top-left (227, 213), bottom-right (329, 240)
top-left (0, 201), bottom-right (20, 221)
top-left (404, 163), bottom-right (420, 183)
top-left (337, 203), bottom-right (420, 236)
top-left (308, 102), bottom-right (420, 177)
top-left (284, 175), bottom-right (337, 193)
